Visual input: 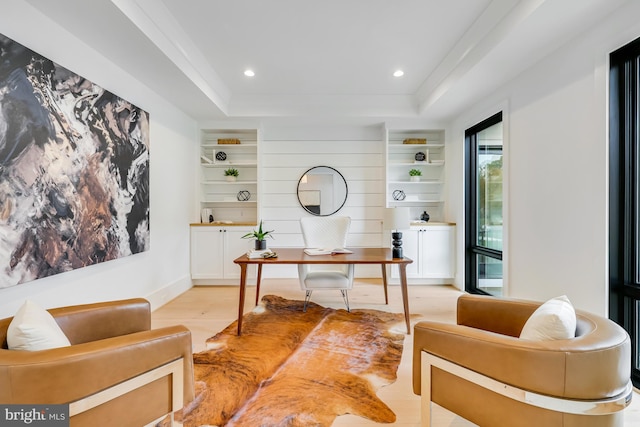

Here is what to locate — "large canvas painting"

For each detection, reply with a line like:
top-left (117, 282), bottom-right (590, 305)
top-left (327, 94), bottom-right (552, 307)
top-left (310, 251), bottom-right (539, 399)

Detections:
top-left (0, 33), bottom-right (150, 288)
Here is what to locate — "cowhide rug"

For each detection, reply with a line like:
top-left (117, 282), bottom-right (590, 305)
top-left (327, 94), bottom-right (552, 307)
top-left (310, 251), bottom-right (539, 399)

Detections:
top-left (170, 294), bottom-right (406, 427)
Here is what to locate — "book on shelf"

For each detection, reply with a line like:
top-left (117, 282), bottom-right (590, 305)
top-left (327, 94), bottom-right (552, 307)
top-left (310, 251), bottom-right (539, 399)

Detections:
top-left (246, 249), bottom-right (275, 259)
top-left (303, 248), bottom-right (353, 256)
top-left (200, 155), bottom-right (214, 164)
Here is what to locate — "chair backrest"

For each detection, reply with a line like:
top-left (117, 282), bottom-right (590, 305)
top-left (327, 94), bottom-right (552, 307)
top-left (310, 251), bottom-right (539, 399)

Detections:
top-left (300, 216), bottom-right (350, 249)
top-left (0, 299), bottom-right (151, 348)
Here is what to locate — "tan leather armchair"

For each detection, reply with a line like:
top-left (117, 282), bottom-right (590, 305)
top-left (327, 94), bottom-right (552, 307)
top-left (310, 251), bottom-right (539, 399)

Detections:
top-left (413, 294), bottom-right (632, 427)
top-left (0, 298), bottom-right (194, 427)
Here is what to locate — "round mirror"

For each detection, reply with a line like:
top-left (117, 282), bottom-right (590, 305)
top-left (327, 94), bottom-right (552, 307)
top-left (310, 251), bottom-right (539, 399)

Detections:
top-left (297, 166), bottom-right (348, 216)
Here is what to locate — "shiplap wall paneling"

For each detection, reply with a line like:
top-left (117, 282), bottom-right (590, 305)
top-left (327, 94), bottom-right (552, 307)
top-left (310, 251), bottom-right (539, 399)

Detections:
top-left (260, 130), bottom-right (385, 278)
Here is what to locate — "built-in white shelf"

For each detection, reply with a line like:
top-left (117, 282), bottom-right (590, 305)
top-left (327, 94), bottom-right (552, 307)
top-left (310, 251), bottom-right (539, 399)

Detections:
top-left (388, 180), bottom-right (444, 185)
top-left (385, 127), bottom-right (446, 221)
top-left (198, 128), bottom-right (260, 224)
top-left (201, 181), bottom-right (258, 185)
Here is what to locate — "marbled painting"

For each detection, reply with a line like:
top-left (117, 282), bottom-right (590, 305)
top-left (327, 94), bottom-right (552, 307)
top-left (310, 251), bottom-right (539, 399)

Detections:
top-left (0, 33), bottom-right (150, 288)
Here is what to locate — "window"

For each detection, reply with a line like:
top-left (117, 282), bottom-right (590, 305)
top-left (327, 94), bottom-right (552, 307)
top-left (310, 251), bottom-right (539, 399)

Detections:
top-left (465, 113), bottom-right (504, 295)
top-left (609, 36), bottom-right (640, 388)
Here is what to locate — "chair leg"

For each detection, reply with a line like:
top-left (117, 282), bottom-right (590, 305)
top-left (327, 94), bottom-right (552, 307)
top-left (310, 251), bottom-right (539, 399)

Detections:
top-left (303, 290), bottom-right (312, 312)
top-left (340, 290), bottom-right (350, 312)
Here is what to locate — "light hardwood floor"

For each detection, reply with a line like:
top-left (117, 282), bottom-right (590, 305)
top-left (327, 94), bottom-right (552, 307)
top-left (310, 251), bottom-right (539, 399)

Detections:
top-left (151, 279), bottom-right (640, 426)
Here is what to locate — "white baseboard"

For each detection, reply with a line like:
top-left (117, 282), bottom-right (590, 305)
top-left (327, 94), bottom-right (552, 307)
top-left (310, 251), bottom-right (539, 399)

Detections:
top-left (388, 278), bottom-right (455, 286)
top-left (147, 275), bottom-right (193, 311)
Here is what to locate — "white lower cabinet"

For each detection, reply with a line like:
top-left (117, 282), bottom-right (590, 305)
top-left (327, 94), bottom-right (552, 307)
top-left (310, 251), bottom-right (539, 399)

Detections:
top-left (190, 225), bottom-right (254, 281)
top-left (392, 224), bottom-right (455, 281)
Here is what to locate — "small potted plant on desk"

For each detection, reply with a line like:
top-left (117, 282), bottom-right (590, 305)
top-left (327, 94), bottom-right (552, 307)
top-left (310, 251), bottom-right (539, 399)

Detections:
top-left (409, 168), bottom-right (422, 182)
top-left (241, 220), bottom-right (274, 250)
top-left (224, 168), bottom-right (239, 182)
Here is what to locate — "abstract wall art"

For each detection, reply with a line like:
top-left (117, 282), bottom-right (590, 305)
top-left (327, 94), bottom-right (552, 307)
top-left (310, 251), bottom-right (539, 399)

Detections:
top-left (0, 32), bottom-right (150, 288)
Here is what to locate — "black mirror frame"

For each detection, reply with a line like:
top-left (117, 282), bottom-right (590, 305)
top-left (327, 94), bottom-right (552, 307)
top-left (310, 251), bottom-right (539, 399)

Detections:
top-left (296, 166), bottom-right (348, 216)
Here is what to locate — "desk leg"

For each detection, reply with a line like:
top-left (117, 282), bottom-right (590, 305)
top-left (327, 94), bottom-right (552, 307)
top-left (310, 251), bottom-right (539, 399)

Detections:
top-left (381, 265), bottom-right (389, 305)
top-left (399, 263), bottom-right (411, 334)
top-left (237, 264), bottom-right (248, 336)
top-left (255, 264), bottom-right (263, 306)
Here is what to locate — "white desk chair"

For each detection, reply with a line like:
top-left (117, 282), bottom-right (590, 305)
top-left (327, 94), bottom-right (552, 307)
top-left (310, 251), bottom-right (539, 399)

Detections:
top-left (298, 216), bottom-right (354, 311)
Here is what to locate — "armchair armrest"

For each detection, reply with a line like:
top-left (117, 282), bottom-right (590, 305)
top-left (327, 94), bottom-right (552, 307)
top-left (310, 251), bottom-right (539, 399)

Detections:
top-left (413, 320), bottom-right (569, 398)
top-left (415, 309), bottom-right (631, 401)
top-left (50, 298), bottom-right (151, 344)
top-left (0, 325), bottom-right (195, 406)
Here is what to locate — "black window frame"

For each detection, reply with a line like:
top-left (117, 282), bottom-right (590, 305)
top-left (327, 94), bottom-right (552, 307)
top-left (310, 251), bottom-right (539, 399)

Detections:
top-left (465, 111), bottom-right (503, 295)
top-left (609, 35), bottom-right (640, 388)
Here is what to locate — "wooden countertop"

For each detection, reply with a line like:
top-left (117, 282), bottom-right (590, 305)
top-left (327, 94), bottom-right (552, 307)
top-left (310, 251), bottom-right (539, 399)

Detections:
top-left (410, 221), bottom-right (456, 226)
top-left (191, 221), bottom-right (455, 227)
top-left (190, 222), bottom-right (257, 227)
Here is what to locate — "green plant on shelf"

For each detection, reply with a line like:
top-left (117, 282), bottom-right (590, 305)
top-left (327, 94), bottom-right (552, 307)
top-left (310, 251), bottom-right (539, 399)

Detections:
top-left (409, 169), bottom-right (422, 176)
top-left (224, 168), bottom-right (239, 177)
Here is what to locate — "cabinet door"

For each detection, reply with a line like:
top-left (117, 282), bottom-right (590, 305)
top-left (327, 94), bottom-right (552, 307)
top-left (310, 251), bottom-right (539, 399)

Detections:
top-left (421, 227), bottom-right (455, 278)
top-left (190, 227), bottom-right (224, 279)
top-left (223, 228), bottom-right (255, 279)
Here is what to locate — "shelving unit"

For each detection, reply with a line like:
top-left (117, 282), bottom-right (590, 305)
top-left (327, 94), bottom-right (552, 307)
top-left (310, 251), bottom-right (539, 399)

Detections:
top-left (385, 128), bottom-right (446, 221)
top-left (199, 128), bottom-right (260, 224)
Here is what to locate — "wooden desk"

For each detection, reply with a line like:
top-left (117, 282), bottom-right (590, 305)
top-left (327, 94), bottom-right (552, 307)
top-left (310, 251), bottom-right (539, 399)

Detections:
top-left (233, 248), bottom-right (413, 335)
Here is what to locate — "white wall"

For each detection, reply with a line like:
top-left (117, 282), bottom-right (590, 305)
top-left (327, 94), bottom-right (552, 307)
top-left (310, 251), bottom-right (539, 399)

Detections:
top-left (260, 123), bottom-right (386, 278)
top-left (0, 1), bottom-right (197, 318)
top-left (448, 1), bottom-right (640, 315)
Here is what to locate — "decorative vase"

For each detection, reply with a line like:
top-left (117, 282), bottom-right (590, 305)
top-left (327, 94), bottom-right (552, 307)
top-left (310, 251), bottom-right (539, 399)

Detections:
top-left (410, 176), bottom-right (420, 182)
top-left (391, 231), bottom-right (403, 258)
top-left (420, 211), bottom-right (430, 222)
top-left (255, 240), bottom-right (267, 250)
top-left (201, 208), bottom-right (214, 223)
top-left (226, 176), bottom-right (237, 182)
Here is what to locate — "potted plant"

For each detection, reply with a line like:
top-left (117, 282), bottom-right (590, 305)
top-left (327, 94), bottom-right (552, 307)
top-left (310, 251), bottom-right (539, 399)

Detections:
top-left (241, 220), bottom-right (274, 250)
top-left (409, 168), bottom-right (422, 182)
top-left (224, 168), bottom-right (239, 182)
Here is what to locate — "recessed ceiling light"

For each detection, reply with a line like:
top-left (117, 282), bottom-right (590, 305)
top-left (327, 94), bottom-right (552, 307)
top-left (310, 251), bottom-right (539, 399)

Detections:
top-left (393, 70), bottom-right (404, 77)
top-left (244, 69), bottom-right (255, 77)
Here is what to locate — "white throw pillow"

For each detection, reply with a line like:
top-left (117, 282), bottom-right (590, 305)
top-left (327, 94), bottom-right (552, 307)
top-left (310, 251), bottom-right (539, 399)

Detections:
top-left (519, 295), bottom-right (576, 341)
top-left (7, 300), bottom-right (71, 351)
